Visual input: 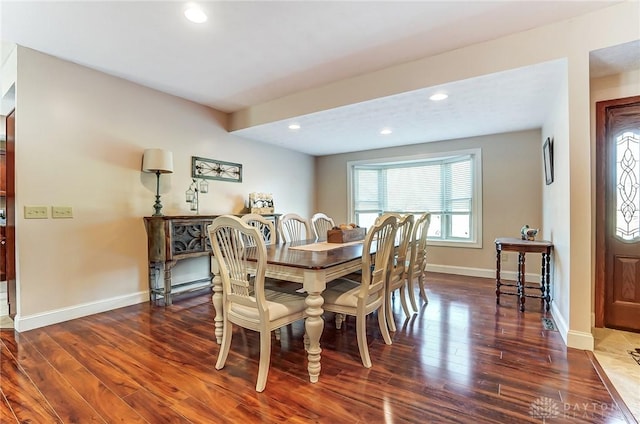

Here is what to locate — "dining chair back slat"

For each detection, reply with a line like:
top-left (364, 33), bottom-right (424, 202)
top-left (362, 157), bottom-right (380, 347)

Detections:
top-left (241, 213), bottom-right (276, 245)
top-left (279, 213), bottom-right (312, 243)
top-left (311, 212), bottom-right (335, 240)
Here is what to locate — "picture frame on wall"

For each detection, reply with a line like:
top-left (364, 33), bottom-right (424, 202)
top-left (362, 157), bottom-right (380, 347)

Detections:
top-left (543, 137), bottom-right (554, 185)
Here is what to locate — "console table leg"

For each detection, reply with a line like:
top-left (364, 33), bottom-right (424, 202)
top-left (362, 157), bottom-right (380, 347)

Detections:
top-left (148, 265), bottom-right (157, 302)
top-left (544, 252), bottom-right (552, 311)
top-left (518, 252), bottom-right (526, 312)
top-left (163, 262), bottom-right (173, 306)
top-left (540, 254), bottom-right (546, 308)
top-left (495, 249), bottom-right (502, 305)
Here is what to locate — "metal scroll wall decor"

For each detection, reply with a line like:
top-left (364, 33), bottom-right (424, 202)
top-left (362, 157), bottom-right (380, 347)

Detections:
top-left (192, 156), bottom-right (243, 183)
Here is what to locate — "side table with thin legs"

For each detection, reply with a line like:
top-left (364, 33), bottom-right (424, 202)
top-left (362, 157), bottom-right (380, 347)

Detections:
top-left (495, 237), bottom-right (553, 312)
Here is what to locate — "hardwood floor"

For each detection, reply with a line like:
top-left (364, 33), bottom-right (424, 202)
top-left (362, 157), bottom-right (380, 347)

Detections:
top-left (0, 273), bottom-right (633, 423)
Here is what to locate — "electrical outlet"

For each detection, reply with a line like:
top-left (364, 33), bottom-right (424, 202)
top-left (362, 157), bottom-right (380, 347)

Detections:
top-left (24, 206), bottom-right (48, 219)
top-left (52, 206), bottom-right (73, 219)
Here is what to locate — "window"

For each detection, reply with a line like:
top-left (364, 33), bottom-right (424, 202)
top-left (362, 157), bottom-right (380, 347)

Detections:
top-left (348, 148), bottom-right (482, 247)
top-left (616, 131), bottom-right (640, 241)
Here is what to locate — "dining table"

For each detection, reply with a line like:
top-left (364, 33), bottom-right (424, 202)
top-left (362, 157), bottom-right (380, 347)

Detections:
top-left (210, 238), bottom-right (368, 384)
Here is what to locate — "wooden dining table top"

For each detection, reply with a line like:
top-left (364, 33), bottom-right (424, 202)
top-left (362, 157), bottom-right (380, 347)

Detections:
top-left (247, 238), bottom-right (371, 270)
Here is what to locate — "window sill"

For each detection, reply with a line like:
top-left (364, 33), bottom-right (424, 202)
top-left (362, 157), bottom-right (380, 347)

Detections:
top-left (428, 239), bottom-right (482, 249)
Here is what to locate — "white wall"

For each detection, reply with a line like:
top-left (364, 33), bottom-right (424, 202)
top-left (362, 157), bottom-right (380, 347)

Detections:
top-left (542, 64), bottom-right (571, 341)
top-left (13, 47), bottom-right (314, 331)
top-left (316, 129), bottom-right (542, 276)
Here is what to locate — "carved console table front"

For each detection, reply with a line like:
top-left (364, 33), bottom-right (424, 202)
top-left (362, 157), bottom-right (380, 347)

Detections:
top-left (143, 214), bottom-right (280, 305)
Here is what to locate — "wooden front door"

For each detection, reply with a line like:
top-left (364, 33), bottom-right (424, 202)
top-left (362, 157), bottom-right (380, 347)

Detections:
top-left (596, 96), bottom-right (640, 332)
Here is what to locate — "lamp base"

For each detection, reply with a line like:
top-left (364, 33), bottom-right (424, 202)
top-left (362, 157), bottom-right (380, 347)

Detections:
top-left (152, 195), bottom-right (163, 216)
top-left (152, 171), bottom-right (164, 216)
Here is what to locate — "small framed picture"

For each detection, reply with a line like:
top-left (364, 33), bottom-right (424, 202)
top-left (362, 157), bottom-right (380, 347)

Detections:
top-left (543, 137), bottom-right (554, 185)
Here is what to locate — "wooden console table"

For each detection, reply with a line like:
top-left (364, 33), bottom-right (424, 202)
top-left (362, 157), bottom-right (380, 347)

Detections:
top-left (143, 214), bottom-right (280, 305)
top-left (495, 237), bottom-right (553, 312)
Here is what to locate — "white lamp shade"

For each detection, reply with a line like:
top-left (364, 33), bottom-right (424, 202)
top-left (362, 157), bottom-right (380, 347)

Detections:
top-left (142, 149), bottom-right (174, 173)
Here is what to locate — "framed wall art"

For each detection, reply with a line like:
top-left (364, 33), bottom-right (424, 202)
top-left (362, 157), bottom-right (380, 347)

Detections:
top-left (543, 137), bottom-right (554, 185)
top-left (192, 156), bottom-right (242, 183)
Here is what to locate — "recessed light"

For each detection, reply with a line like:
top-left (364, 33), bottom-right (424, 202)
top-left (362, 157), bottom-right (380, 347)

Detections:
top-left (380, 128), bottom-right (392, 135)
top-left (184, 5), bottom-right (207, 23)
top-left (288, 123), bottom-right (301, 130)
top-left (429, 93), bottom-right (448, 101)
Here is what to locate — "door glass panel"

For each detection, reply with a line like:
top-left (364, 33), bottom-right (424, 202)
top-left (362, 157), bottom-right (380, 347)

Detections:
top-left (616, 131), bottom-right (640, 241)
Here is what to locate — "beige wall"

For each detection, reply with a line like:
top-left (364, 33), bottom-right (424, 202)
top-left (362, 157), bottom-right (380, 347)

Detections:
top-left (13, 47), bottom-right (314, 330)
top-left (238, 2), bottom-right (640, 349)
top-left (316, 129), bottom-right (542, 275)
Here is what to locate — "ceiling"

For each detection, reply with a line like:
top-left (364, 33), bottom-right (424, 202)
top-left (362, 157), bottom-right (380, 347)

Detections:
top-left (2, 1), bottom-right (638, 156)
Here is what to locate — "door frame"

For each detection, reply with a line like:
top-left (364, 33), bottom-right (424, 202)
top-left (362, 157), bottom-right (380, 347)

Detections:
top-left (594, 95), bottom-right (640, 328)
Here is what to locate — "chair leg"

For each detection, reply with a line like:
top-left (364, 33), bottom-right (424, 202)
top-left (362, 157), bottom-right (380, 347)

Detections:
top-left (215, 320), bottom-right (233, 370)
top-left (407, 276), bottom-right (419, 312)
top-left (255, 329), bottom-right (272, 392)
top-left (274, 328), bottom-right (281, 341)
top-left (378, 306), bottom-right (392, 345)
top-left (356, 315), bottom-right (372, 368)
top-left (418, 272), bottom-right (429, 303)
top-left (399, 285), bottom-right (413, 318)
top-left (335, 313), bottom-right (345, 329)
top-left (385, 291), bottom-right (397, 332)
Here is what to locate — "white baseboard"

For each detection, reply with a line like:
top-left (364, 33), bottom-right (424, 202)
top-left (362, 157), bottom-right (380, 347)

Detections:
top-left (426, 264), bottom-right (539, 282)
top-left (566, 329), bottom-right (595, 351)
top-left (551, 302), bottom-right (569, 346)
top-left (14, 291), bottom-right (148, 332)
top-left (548, 296), bottom-right (594, 351)
top-left (6, 264), bottom-right (548, 333)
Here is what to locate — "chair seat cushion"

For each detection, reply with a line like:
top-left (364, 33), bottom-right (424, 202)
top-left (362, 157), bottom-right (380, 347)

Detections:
top-left (323, 278), bottom-right (375, 308)
top-left (230, 289), bottom-right (306, 321)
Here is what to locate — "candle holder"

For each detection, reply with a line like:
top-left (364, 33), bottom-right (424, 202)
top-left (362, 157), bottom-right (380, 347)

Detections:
top-left (185, 178), bottom-right (208, 214)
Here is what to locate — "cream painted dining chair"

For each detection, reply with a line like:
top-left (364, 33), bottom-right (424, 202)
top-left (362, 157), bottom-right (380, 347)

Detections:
top-left (208, 215), bottom-right (307, 392)
top-left (241, 213), bottom-right (276, 245)
top-left (406, 212), bottom-right (432, 310)
top-left (321, 214), bottom-right (397, 368)
top-left (311, 212), bottom-right (335, 240)
top-left (241, 213), bottom-right (303, 301)
top-left (279, 213), bottom-right (312, 243)
top-left (382, 213), bottom-right (415, 332)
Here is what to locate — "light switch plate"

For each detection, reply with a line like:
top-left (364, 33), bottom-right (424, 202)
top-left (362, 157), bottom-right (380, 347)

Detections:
top-left (52, 206), bottom-right (73, 219)
top-left (24, 206), bottom-right (48, 219)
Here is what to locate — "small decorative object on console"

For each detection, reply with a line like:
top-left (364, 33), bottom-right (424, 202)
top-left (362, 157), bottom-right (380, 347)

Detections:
top-left (327, 223), bottom-right (366, 243)
top-left (249, 192), bottom-right (274, 214)
top-left (520, 224), bottom-right (538, 241)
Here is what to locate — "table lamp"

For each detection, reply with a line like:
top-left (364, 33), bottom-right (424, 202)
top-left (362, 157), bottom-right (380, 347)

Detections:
top-left (142, 148), bottom-right (174, 216)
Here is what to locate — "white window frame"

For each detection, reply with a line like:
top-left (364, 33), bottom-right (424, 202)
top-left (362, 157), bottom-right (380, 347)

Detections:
top-left (347, 148), bottom-right (483, 248)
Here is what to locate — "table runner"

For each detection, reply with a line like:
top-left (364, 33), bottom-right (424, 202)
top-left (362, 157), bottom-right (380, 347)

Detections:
top-left (287, 240), bottom-right (363, 252)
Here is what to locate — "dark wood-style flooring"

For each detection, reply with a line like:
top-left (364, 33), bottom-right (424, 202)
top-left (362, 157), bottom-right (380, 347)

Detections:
top-left (0, 273), bottom-right (633, 423)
